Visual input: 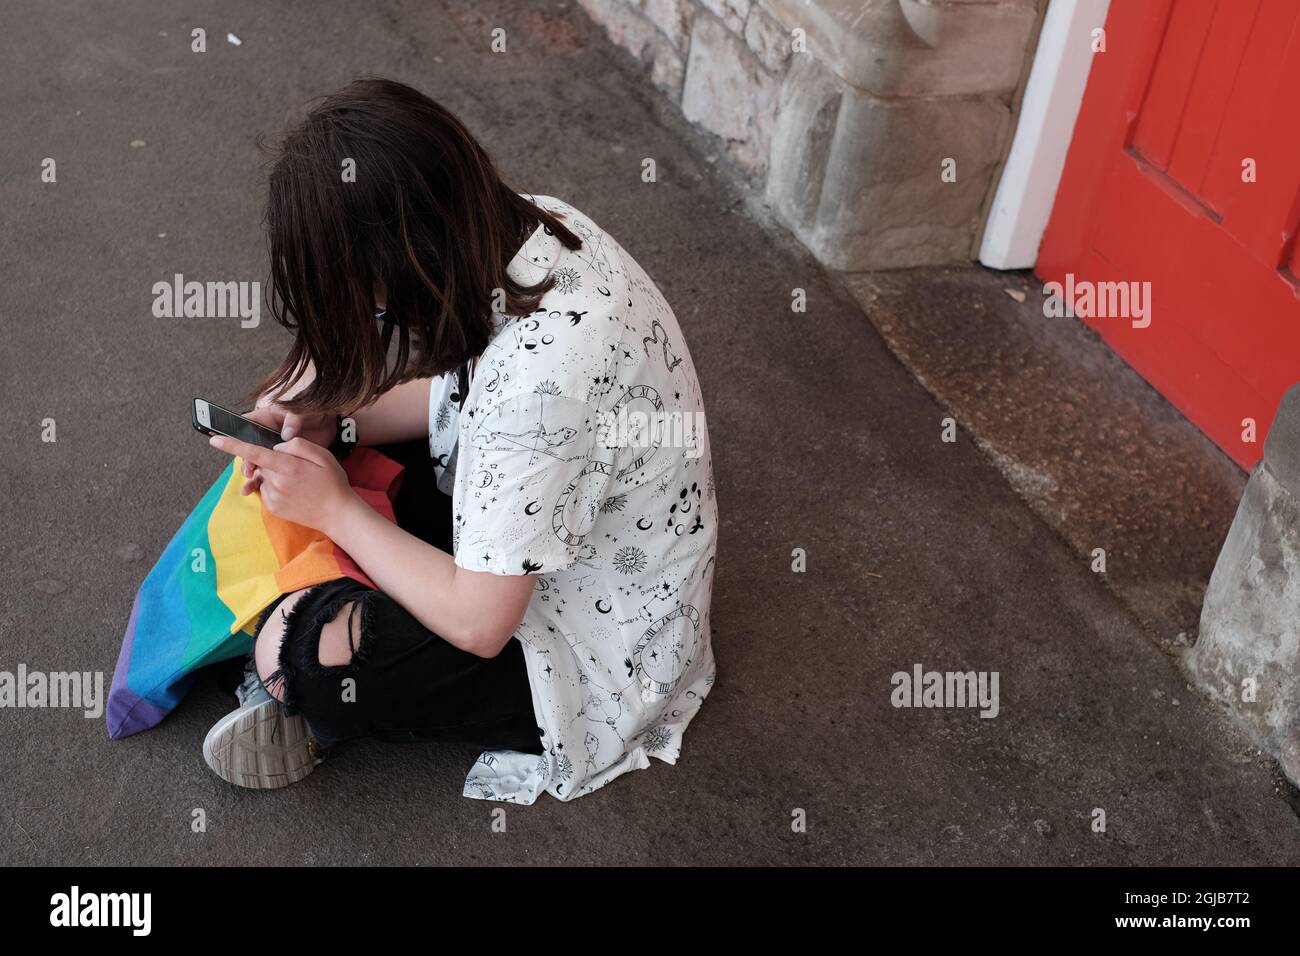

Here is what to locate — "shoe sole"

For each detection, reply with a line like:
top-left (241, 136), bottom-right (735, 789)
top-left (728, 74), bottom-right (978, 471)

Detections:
top-left (202, 698), bottom-right (320, 790)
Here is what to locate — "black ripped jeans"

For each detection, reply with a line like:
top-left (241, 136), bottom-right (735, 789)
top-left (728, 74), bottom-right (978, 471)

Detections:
top-left (253, 441), bottom-right (542, 755)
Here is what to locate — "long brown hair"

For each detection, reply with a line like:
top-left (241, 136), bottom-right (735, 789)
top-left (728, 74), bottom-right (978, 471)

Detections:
top-left (253, 76), bottom-right (582, 412)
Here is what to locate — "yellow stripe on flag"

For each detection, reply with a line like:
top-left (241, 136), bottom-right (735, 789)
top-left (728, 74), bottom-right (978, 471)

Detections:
top-left (208, 460), bottom-right (282, 635)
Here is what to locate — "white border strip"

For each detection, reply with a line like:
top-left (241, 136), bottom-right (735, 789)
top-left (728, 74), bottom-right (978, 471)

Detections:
top-left (979, 0), bottom-right (1111, 270)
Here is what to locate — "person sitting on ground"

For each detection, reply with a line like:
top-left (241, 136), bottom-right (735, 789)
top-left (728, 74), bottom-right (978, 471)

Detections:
top-left (202, 77), bottom-right (718, 802)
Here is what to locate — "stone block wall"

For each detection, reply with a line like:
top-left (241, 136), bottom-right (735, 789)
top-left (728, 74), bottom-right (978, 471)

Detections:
top-left (577, 0), bottom-right (1043, 270)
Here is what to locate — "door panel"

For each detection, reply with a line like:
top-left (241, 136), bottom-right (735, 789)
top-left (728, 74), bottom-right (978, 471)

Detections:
top-left (1129, 0), bottom-right (1213, 173)
top-left (1162, 0), bottom-right (1259, 199)
top-left (1198, 0), bottom-right (1298, 239)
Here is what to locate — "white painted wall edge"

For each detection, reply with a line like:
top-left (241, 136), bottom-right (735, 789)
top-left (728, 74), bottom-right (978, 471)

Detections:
top-left (979, 0), bottom-right (1111, 270)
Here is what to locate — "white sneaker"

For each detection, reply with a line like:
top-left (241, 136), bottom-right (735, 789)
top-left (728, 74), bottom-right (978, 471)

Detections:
top-left (202, 660), bottom-right (325, 790)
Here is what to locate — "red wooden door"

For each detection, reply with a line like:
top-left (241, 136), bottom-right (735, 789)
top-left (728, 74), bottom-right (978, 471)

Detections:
top-left (1038, 0), bottom-right (1300, 469)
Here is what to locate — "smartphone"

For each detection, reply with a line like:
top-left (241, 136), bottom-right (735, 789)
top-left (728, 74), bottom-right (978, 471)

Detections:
top-left (192, 398), bottom-right (283, 450)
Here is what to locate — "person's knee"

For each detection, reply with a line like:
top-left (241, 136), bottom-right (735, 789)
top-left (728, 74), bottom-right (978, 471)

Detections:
top-left (254, 588), bottom-right (310, 702)
top-left (317, 601), bottom-right (362, 667)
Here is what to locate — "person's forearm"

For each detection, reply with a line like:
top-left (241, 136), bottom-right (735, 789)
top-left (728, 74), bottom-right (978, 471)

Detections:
top-left (348, 377), bottom-right (432, 446)
top-left (324, 495), bottom-right (523, 656)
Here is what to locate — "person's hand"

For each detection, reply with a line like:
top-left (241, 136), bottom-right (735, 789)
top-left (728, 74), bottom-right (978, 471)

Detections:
top-left (208, 435), bottom-right (358, 536)
top-left (240, 403), bottom-right (336, 494)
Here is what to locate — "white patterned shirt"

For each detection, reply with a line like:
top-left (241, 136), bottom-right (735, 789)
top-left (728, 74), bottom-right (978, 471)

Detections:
top-left (427, 196), bottom-right (717, 802)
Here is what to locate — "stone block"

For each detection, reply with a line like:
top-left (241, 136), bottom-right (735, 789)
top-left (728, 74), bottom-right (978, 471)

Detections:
top-left (578, 0), bottom-right (687, 100)
top-left (643, 0), bottom-right (694, 51)
top-left (765, 0), bottom-right (1039, 96)
top-left (767, 53), bottom-right (1011, 268)
top-left (699, 0), bottom-right (752, 34)
top-left (764, 52), bottom-right (841, 233)
top-left (1188, 461), bottom-right (1300, 785)
top-left (744, 4), bottom-right (793, 73)
top-left (682, 13), bottom-right (780, 176)
top-left (1264, 383), bottom-right (1300, 497)
top-left (577, 0), bottom-right (657, 58)
top-left (651, 43), bottom-right (686, 97)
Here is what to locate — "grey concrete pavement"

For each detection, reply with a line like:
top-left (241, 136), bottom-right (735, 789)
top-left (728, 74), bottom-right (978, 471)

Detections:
top-left (843, 267), bottom-right (1249, 639)
top-left (1, 0), bottom-right (1298, 865)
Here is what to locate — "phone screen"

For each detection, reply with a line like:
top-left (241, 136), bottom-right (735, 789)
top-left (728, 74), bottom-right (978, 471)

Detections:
top-left (200, 401), bottom-right (283, 450)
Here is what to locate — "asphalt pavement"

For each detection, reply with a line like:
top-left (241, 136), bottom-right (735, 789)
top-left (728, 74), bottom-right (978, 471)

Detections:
top-left (1, 0), bottom-right (1297, 865)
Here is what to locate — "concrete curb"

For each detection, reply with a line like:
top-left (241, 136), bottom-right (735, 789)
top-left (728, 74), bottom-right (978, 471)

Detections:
top-left (1188, 384), bottom-right (1300, 784)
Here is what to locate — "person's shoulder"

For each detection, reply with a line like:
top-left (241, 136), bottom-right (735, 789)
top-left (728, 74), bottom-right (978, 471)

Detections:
top-left (487, 195), bottom-right (635, 396)
top-left (482, 304), bottom-right (615, 406)
top-left (521, 194), bottom-right (611, 254)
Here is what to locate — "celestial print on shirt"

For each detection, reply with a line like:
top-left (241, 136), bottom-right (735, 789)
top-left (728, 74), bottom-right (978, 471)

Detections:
top-left (428, 195), bottom-right (718, 803)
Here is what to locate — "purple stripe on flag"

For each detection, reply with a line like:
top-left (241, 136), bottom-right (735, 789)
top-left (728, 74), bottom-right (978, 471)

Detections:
top-left (106, 592), bottom-right (169, 738)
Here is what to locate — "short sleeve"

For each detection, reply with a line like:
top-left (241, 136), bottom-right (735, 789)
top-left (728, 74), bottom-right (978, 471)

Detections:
top-left (454, 390), bottom-right (610, 576)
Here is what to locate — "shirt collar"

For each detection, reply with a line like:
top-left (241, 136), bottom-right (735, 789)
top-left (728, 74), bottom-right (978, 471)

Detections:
top-left (505, 219), bottom-right (559, 286)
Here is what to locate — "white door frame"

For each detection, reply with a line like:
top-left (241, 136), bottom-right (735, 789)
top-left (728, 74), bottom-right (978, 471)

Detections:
top-left (979, 0), bottom-right (1112, 270)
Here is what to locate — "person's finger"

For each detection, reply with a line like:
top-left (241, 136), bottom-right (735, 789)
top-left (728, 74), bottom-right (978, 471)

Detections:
top-left (274, 435), bottom-right (332, 465)
top-left (255, 471), bottom-right (284, 500)
top-left (209, 435), bottom-right (282, 471)
top-left (244, 406), bottom-right (284, 429)
top-left (258, 491), bottom-right (276, 515)
top-left (280, 411), bottom-right (312, 441)
top-left (240, 472), bottom-right (264, 496)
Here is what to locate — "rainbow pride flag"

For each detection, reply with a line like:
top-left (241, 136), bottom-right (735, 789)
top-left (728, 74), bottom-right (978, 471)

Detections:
top-left (107, 448), bottom-right (403, 739)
